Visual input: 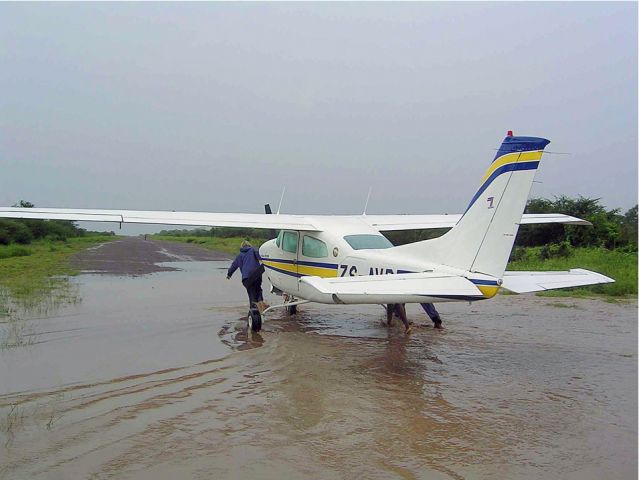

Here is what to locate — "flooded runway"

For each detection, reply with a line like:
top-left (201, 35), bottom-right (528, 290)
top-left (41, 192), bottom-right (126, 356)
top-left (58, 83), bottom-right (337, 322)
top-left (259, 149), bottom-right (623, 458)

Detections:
top-left (0, 239), bottom-right (636, 479)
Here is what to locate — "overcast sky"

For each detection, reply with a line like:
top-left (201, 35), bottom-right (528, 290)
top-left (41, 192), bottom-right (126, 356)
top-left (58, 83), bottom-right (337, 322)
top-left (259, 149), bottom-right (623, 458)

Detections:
top-left (1, 2), bottom-right (637, 234)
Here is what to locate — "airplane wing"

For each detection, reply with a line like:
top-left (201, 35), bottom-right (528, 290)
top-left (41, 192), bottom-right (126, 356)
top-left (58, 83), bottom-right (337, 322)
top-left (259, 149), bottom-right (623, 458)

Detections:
top-left (300, 272), bottom-right (484, 304)
top-left (360, 213), bottom-right (591, 231)
top-left (501, 269), bottom-right (614, 293)
top-left (0, 207), bottom-right (320, 231)
top-left (0, 207), bottom-right (588, 232)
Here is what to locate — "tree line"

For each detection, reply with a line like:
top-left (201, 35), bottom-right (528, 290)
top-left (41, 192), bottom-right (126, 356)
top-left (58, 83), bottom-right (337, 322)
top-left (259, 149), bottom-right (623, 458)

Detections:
top-left (0, 201), bottom-right (114, 245)
top-left (386, 196), bottom-right (637, 251)
top-left (158, 227), bottom-right (273, 239)
top-left (517, 196), bottom-right (637, 250)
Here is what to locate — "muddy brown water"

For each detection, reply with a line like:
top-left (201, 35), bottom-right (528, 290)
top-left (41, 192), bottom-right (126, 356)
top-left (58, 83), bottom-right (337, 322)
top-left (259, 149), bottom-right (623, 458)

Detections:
top-left (0, 239), bottom-right (636, 479)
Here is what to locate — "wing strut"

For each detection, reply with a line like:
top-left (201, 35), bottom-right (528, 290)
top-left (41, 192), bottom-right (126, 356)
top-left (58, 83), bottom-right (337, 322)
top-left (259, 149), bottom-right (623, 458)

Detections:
top-left (261, 299), bottom-right (310, 315)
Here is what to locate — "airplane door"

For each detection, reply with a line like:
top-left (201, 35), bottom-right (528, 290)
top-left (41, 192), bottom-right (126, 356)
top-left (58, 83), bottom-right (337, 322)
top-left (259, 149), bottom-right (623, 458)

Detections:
top-left (298, 234), bottom-right (336, 279)
top-left (278, 230), bottom-right (300, 292)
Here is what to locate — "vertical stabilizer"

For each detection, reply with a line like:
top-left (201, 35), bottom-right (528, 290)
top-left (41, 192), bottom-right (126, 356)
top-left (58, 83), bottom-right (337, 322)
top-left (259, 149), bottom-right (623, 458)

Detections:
top-left (394, 134), bottom-right (550, 279)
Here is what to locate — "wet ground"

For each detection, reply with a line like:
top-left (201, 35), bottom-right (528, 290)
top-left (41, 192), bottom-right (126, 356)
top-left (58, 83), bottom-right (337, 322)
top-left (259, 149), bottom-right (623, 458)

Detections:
top-left (0, 238), bottom-right (637, 479)
top-left (70, 236), bottom-right (231, 275)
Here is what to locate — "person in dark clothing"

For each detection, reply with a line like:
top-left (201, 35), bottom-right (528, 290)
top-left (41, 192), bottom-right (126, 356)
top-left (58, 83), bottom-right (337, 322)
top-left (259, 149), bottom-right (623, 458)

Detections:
top-left (385, 303), bottom-right (412, 334)
top-left (227, 240), bottom-right (268, 312)
top-left (421, 303), bottom-right (442, 328)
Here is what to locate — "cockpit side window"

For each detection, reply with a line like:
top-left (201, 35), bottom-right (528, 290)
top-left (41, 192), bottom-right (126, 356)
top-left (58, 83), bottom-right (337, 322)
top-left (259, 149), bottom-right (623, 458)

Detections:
top-left (276, 230), bottom-right (283, 248)
top-left (302, 235), bottom-right (328, 258)
top-left (282, 231), bottom-right (298, 254)
top-left (343, 234), bottom-right (393, 250)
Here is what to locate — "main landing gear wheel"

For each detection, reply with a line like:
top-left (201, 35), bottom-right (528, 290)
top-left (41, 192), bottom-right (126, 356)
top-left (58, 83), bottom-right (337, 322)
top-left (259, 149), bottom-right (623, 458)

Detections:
top-left (247, 308), bottom-right (262, 332)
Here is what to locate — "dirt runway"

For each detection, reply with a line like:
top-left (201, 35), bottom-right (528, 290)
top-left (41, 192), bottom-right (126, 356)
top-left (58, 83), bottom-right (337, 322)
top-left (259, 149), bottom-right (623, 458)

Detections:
top-left (70, 236), bottom-right (231, 275)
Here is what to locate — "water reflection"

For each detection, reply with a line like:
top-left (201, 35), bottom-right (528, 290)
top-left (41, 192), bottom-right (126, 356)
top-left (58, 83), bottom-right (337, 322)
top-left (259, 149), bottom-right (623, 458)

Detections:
top-left (218, 316), bottom-right (267, 351)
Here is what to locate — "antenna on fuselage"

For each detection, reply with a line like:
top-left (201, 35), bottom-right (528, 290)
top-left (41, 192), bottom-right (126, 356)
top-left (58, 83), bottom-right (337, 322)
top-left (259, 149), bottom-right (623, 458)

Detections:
top-left (276, 187), bottom-right (286, 215)
top-left (362, 187), bottom-right (373, 215)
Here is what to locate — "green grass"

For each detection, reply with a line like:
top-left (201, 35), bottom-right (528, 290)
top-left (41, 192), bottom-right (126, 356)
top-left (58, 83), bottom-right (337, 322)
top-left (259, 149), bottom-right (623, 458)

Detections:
top-left (0, 236), bottom-right (118, 299)
top-left (507, 247), bottom-right (637, 298)
top-left (151, 235), bottom-right (268, 255)
top-left (0, 245), bottom-right (32, 259)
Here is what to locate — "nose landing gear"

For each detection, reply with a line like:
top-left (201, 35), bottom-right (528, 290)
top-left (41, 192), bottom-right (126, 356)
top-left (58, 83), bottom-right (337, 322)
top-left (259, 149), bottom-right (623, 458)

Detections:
top-left (247, 307), bottom-right (262, 332)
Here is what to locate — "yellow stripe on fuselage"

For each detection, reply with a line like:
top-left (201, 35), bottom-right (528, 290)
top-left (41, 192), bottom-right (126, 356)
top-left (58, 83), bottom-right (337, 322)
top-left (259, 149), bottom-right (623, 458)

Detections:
top-left (482, 151), bottom-right (543, 183)
top-left (297, 264), bottom-right (338, 278)
top-left (262, 260), bottom-right (338, 278)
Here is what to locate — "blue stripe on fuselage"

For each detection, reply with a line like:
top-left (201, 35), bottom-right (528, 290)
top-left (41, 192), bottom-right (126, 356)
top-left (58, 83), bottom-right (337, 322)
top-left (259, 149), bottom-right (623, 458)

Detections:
top-left (264, 258), bottom-right (339, 269)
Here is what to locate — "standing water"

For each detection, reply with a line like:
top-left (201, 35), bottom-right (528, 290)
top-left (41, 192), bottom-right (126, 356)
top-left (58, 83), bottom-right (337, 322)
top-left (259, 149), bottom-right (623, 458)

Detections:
top-left (0, 239), bottom-right (636, 479)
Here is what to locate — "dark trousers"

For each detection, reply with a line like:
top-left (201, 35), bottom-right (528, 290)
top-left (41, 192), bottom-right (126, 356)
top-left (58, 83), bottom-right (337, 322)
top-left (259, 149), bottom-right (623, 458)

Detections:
top-left (420, 303), bottom-right (440, 321)
top-left (243, 276), bottom-right (263, 308)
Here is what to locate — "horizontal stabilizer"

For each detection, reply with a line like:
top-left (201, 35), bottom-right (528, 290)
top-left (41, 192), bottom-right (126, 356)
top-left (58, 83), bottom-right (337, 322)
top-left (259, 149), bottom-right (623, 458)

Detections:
top-left (519, 213), bottom-right (591, 226)
top-left (300, 272), bottom-right (484, 304)
top-left (501, 269), bottom-right (614, 293)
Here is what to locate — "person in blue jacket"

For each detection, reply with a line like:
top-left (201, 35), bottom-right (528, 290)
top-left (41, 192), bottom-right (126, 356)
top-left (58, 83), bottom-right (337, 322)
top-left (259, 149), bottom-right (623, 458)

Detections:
top-left (227, 240), bottom-right (268, 312)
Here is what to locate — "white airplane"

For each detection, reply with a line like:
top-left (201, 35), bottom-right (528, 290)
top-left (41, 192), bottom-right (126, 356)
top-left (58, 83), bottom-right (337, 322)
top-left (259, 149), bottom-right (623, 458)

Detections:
top-left (0, 133), bottom-right (613, 331)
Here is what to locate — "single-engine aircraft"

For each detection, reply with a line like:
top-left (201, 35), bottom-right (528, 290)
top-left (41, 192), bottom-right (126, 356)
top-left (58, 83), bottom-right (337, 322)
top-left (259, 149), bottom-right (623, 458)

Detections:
top-left (0, 133), bottom-right (614, 331)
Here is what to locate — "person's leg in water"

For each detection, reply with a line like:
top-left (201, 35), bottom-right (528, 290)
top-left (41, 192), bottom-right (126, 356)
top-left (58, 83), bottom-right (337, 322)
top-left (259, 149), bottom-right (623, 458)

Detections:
top-left (385, 304), bottom-right (395, 326)
top-left (421, 302), bottom-right (443, 329)
top-left (243, 278), bottom-right (259, 311)
top-left (255, 277), bottom-right (263, 302)
top-left (394, 303), bottom-right (412, 334)
top-left (253, 276), bottom-right (270, 313)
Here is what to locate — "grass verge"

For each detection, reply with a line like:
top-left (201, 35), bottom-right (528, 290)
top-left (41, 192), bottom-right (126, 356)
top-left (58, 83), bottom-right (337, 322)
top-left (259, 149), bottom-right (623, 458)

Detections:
top-left (0, 236), bottom-right (118, 299)
top-left (507, 247), bottom-right (637, 298)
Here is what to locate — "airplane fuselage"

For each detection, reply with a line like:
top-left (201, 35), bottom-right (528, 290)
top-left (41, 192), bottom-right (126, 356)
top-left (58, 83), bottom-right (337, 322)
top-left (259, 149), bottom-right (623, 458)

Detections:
top-left (259, 217), bottom-right (501, 305)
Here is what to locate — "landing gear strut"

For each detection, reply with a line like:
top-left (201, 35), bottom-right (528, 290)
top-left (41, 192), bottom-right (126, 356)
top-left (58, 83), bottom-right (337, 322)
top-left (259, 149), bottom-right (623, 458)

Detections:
top-left (283, 294), bottom-right (298, 315)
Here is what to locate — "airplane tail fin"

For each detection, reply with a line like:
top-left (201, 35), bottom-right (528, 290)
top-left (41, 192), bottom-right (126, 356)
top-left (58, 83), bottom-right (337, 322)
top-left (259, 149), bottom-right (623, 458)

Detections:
top-left (394, 133), bottom-right (550, 279)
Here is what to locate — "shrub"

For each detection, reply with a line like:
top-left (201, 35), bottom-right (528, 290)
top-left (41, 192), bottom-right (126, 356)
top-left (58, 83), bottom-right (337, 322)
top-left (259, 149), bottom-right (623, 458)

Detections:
top-left (4, 221), bottom-right (34, 244)
top-left (518, 196), bottom-right (637, 250)
top-left (539, 241), bottom-right (572, 260)
top-left (0, 245), bottom-right (32, 259)
top-left (509, 247), bottom-right (529, 262)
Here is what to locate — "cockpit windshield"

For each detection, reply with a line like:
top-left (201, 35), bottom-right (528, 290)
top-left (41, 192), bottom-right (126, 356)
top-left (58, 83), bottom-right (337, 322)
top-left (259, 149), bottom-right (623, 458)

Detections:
top-left (343, 234), bottom-right (393, 250)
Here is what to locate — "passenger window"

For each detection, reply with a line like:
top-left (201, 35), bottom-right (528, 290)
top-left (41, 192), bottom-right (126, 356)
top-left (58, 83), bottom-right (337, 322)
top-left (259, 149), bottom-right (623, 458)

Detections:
top-left (302, 235), bottom-right (328, 258)
top-left (282, 231), bottom-right (298, 253)
top-left (276, 230), bottom-right (283, 248)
